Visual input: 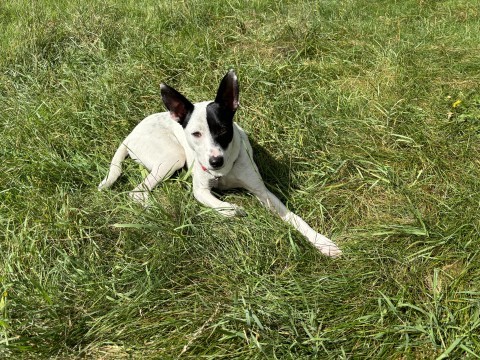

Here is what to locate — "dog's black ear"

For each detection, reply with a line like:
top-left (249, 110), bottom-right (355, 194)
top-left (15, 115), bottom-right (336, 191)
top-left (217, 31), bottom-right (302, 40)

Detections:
top-left (160, 83), bottom-right (194, 125)
top-left (215, 69), bottom-right (239, 113)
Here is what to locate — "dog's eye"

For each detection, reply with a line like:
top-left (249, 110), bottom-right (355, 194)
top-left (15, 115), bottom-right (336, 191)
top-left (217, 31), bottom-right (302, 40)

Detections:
top-left (192, 132), bottom-right (202, 138)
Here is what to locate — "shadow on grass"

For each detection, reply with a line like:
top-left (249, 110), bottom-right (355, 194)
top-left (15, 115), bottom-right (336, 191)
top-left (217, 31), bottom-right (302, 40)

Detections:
top-left (250, 138), bottom-right (294, 203)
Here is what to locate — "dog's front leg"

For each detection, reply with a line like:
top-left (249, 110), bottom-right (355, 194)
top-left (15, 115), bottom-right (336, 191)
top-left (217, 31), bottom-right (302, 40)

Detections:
top-left (192, 171), bottom-right (246, 217)
top-left (193, 187), bottom-right (245, 217)
top-left (247, 184), bottom-right (341, 257)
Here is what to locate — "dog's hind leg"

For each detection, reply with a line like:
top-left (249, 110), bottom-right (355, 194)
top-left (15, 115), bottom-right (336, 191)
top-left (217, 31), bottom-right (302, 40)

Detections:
top-left (129, 157), bottom-right (185, 205)
top-left (98, 143), bottom-right (129, 190)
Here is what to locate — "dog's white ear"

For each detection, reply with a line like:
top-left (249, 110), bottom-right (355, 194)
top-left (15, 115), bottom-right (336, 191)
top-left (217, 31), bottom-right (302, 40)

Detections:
top-left (160, 83), bottom-right (194, 125)
top-left (215, 69), bottom-right (239, 112)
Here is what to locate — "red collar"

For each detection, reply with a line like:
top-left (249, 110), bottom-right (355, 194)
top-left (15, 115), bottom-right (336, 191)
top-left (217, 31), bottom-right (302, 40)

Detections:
top-left (199, 162), bottom-right (221, 180)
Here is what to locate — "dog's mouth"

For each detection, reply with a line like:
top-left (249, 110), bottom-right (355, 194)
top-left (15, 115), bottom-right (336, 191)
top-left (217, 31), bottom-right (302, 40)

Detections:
top-left (200, 163), bottom-right (223, 172)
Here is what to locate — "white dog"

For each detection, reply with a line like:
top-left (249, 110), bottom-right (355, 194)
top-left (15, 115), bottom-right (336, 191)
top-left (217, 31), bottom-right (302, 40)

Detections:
top-left (98, 70), bottom-right (341, 257)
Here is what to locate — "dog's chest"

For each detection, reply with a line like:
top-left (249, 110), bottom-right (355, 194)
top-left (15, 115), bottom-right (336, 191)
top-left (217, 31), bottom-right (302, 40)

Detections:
top-left (209, 177), bottom-right (221, 188)
top-left (210, 171), bottom-right (243, 190)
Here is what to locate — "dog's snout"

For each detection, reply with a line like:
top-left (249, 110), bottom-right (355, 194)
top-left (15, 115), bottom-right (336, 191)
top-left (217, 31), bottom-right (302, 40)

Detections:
top-left (209, 156), bottom-right (224, 169)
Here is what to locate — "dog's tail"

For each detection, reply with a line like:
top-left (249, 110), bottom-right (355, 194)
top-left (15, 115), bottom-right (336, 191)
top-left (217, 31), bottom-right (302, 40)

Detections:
top-left (98, 143), bottom-right (129, 190)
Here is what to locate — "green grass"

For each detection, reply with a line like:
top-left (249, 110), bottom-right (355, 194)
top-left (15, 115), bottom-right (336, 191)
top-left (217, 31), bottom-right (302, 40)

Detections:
top-left (1, 0), bottom-right (480, 358)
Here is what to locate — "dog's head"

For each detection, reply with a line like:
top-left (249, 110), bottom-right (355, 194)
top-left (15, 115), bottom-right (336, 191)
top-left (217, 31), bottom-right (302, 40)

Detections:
top-left (160, 70), bottom-right (239, 172)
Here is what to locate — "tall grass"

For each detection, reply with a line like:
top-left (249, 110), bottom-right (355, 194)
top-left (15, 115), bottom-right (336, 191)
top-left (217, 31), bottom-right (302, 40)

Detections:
top-left (1, 0), bottom-right (480, 358)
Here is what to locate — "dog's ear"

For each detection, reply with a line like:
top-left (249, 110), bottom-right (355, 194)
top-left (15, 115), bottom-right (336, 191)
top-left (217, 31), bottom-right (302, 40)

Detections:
top-left (215, 69), bottom-right (239, 113)
top-left (160, 84), bottom-right (194, 125)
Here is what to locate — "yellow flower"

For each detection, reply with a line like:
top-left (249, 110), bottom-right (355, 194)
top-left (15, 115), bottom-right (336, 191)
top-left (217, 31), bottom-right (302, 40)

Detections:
top-left (452, 100), bottom-right (462, 108)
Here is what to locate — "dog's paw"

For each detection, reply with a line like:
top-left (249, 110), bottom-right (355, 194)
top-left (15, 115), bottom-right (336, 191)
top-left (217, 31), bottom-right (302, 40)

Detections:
top-left (317, 244), bottom-right (342, 258)
top-left (98, 179), bottom-right (107, 191)
top-left (311, 235), bottom-right (342, 257)
top-left (217, 204), bottom-right (246, 217)
top-left (129, 190), bottom-right (150, 207)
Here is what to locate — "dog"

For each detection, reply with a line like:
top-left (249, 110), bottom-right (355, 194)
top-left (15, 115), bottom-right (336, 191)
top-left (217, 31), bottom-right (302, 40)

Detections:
top-left (98, 70), bottom-right (341, 257)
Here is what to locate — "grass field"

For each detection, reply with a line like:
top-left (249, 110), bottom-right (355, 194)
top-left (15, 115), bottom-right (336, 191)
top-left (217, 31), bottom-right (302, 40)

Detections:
top-left (1, 0), bottom-right (480, 358)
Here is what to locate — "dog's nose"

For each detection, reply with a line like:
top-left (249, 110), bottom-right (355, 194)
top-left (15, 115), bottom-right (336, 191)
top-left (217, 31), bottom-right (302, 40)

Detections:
top-left (209, 156), bottom-right (224, 169)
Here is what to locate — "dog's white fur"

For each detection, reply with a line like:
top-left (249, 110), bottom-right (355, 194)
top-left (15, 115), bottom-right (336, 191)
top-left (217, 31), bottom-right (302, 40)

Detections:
top-left (98, 72), bottom-right (341, 257)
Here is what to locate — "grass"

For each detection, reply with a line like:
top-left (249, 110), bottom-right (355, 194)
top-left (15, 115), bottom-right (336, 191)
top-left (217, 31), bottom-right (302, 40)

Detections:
top-left (1, 0), bottom-right (480, 358)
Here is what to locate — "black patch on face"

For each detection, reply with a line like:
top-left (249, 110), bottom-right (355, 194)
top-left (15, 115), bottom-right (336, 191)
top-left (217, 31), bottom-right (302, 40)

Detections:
top-left (206, 102), bottom-right (235, 149)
